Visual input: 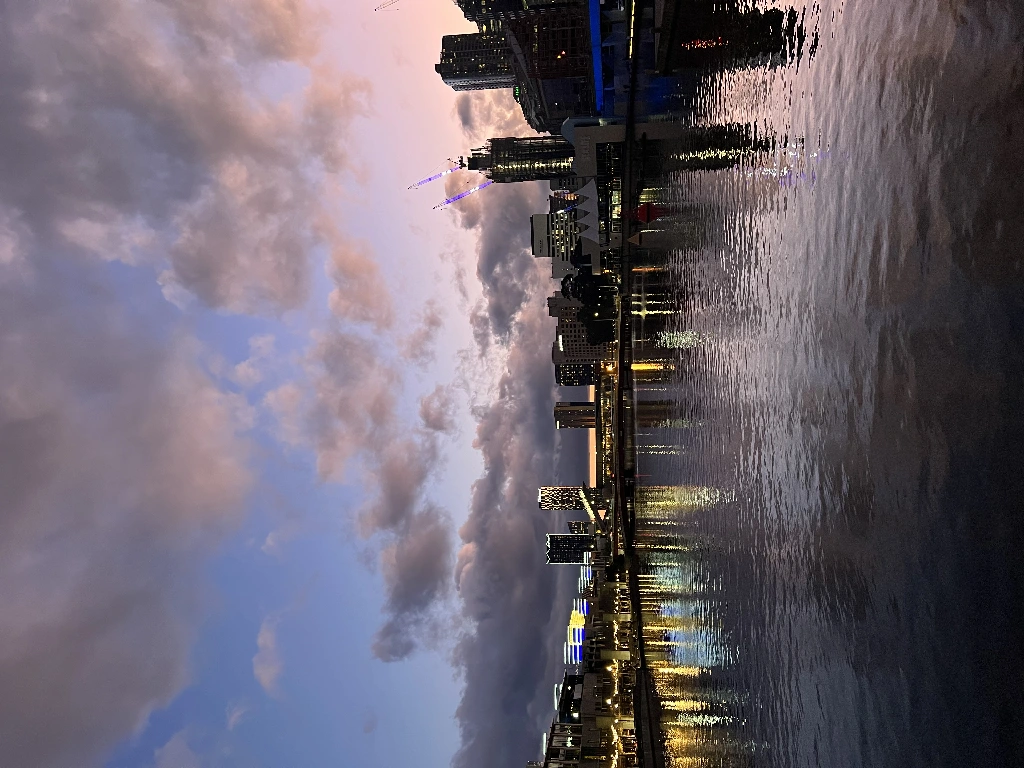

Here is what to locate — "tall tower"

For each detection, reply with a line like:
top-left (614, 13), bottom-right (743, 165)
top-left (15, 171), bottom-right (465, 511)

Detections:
top-left (549, 296), bottom-right (614, 366)
top-left (452, 0), bottom-right (528, 23)
top-left (546, 533), bottom-right (594, 564)
top-left (504, 7), bottom-right (591, 80)
top-left (555, 362), bottom-right (596, 386)
top-left (554, 401), bottom-right (596, 429)
top-left (465, 136), bottom-right (575, 182)
top-left (539, 486), bottom-right (586, 510)
top-left (435, 33), bottom-right (516, 91)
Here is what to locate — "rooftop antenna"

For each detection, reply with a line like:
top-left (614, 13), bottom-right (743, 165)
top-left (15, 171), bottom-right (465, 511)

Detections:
top-left (433, 180), bottom-right (493, 210)
top-left (408, 158), bottom-right (464, 190)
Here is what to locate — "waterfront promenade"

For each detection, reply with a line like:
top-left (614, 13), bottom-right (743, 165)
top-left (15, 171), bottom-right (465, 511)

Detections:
top-left (612, 0), bottom-right (667, 765)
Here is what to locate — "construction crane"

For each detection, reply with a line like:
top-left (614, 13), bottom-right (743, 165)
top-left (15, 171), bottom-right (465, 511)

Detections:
top-left (433, 180), bottom-right (493, 210)
top-left (374, 0), bottom-right (400, 10)
top-left (407, 158), bottom-right (464, 190)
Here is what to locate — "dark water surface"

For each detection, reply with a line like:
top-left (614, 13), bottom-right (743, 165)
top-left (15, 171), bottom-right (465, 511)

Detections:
top-left (635, 1), bottom-right (1024, 765)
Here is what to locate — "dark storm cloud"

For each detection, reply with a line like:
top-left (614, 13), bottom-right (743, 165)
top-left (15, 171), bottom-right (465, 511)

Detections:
top-left (447, 90), bottom-right (550, 337)
top-left (442, 90), bottom-right (593, 768)
top-left (444, 175), bottom-right (548, 337)
top-left (450, 295), bottom-right (585, 768)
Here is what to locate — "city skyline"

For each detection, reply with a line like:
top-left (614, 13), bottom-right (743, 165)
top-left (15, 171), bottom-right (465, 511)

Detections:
top-left (3, 0), bottom-right (1021, 767)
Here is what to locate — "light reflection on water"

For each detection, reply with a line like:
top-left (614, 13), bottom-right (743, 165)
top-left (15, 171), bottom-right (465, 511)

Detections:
top-left (632, 0), bottom-right (1024, 766)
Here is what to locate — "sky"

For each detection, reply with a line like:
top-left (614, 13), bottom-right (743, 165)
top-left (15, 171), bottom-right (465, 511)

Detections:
top-left (0, 1), bottom-right (589, 767)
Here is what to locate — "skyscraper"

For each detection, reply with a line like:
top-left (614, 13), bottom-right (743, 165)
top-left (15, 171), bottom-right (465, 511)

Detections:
top-left (531, 212), bottom-right (580, 278)
top-left (539, 485), bottom-right (597, 510)
top-left (452, 0), bottom-right (527, 23)
top-left (566, 520), bottom-right (589, 534)
top-left (435, 33), bottom-right (516, 91)
top-left (466, 136), bottom-right (575, 183)
top-left (503, 7), bottom-right (591, 80)
top-left (554, 401), bottom-right (596, 429)
top-left (546, 533), bottom-right (594, 564)
top-left (555, 362), bottom-right (596, 386)
top-left (549, 296), bottom-right (614, 365)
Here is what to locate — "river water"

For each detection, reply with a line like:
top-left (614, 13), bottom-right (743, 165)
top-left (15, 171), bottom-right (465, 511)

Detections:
top-left (632, 1), bottom-right (1024, 766)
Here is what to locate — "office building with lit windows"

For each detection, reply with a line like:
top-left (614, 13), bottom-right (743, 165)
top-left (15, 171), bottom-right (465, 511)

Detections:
top-left (466, 136), bottom-right (575, 183)
top-left (555, 362), bottom-right (596, 386)
top-left (538, 485), bottom-right (601, 511)
top-left (549, 296), bottom-right (613, 366)
top-left (554, 402), bottom-right (596, 429)
top-left (546, 533), bottom-right (593, 564)
top-left (435, 33), bottom-right (515, 91)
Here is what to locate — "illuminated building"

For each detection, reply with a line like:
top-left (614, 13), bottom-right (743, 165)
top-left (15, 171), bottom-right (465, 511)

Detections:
top-left (555, 362), bottom-right (596, 386)
top-left (539, 486), bottom-right (590, 510)
top-left (546, 533), bottom-right (594, 564)
top-left (451, 0), bottom-right (528, 23)
top-left (567, 520), bottom-right (589, 534)
top-left (531, 212), bottom-right (581, 279)
top-left (554, 401), bottom-right (596, 429)
top-left (503, 7), bottom-right (591, 80)
top-left (435, 33), bottom-right (515, 91)
top-left (504, 6), bottom-right (595, 133)
top-left (549, 296), bottom-right (614, 366)
top-left (466, 136), bottom-right (575, 183)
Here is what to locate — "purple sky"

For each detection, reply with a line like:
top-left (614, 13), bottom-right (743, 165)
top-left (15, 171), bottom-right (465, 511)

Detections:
top-left (0, 1), bottom-right (585, 766)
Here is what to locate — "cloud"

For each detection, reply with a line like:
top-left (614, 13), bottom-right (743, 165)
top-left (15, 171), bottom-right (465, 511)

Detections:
top-left (273, 330), bottom-right (400, 482)
top-left (152, 730), bottom-right (202, 768)
top-left (261, 521), bottom-right (301, 559)
top-left (441, 88), bottom-right (592, 768)
top-left (226, 701), bottom-right (250, 731)
top-left (0, 0), bottom-right (371, 317)
top-left (372, 505), bottom-right (455, 661)
top-left (266, 327), bottom-right (455, 660)
top-left (441, 173), bottom-right (548, 337)
top-left (253, 615), bottom-right (283, 697)
top-left (455, 90), bottom-right (537, 145)
top-left (232, 334), bottom-right (276, 389)
top-left (0, 259), bottom-right (252, 768)
top-left (451, 295), bottom-right (576, 768)
top-left (402, 300), bottom-right (445, 365)
top-left (0, 0), bottom-right (384, 763)
top-left (420, 385), bottom-right (458, 434)
top-left (325, 236), bottom-right (394, 330)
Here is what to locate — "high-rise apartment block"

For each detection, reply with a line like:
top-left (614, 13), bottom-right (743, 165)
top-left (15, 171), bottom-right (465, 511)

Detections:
top-left (538, 485), bottom-right (600, 510)
top-left (554, 362), bottom-right (596, 386)
top-left (554, 401), bottom-right (596, 429)
top-left (546, 533), bottom-right (594, 564)
top-left (435, 33), bottom-right (515, 91)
